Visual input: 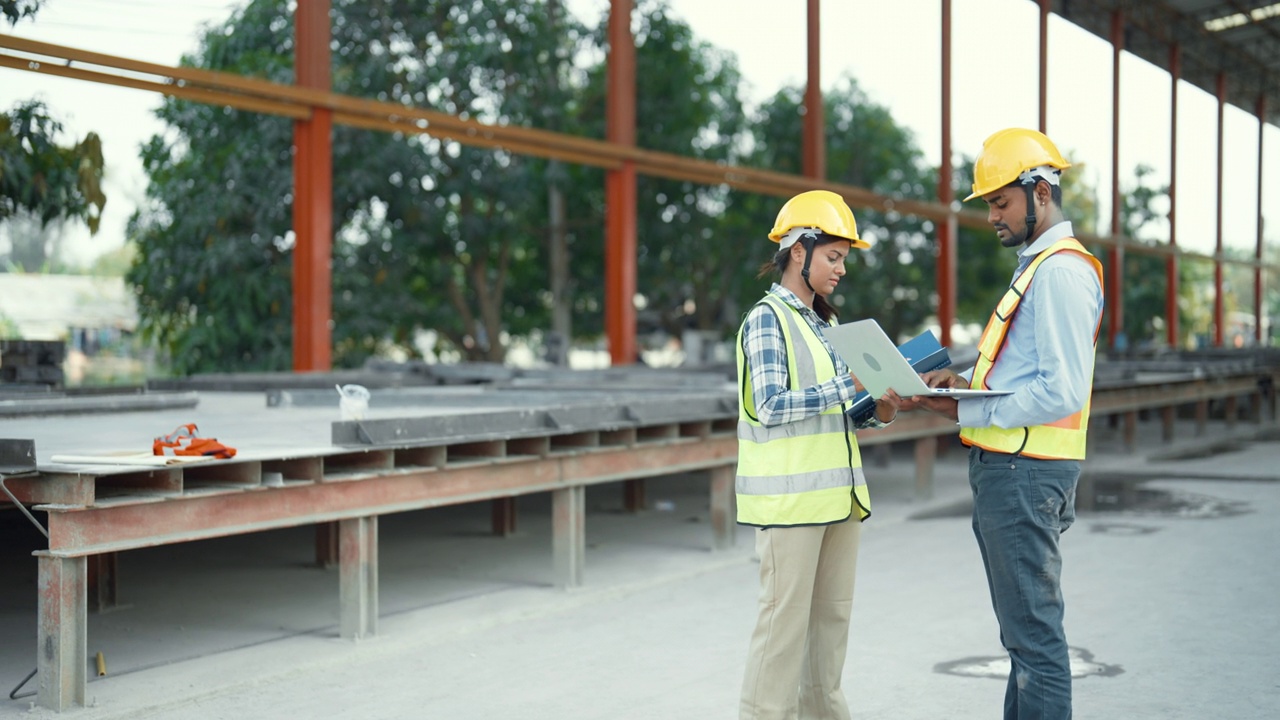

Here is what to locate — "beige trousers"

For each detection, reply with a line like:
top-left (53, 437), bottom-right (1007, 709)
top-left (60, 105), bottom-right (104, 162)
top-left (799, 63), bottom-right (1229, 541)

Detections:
top-left (740, 519), bottom-right (861, 720)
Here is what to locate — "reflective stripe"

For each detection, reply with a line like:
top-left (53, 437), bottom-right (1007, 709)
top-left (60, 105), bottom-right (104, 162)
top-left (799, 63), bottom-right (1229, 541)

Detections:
top-left (1045, 409), bottom-right (1085, 430)
top-left (737, 485), bottom-right (857, 527)
top-left (736, 466), bottom-right (866, 496)
top-left (736, 413), bottom-right (849, 443)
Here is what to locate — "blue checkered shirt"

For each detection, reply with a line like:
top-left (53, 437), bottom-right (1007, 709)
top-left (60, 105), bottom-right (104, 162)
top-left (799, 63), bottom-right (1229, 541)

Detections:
top-left (741, 284), bottom-right (890, 429)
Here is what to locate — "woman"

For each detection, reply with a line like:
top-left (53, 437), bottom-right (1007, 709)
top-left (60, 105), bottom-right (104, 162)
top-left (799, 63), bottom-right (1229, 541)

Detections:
top-left (736, 189), bottom-right (901, 720)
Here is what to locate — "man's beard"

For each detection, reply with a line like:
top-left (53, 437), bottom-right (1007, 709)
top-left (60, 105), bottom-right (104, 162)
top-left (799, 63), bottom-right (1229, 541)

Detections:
top-left (994, 222), bottom-right (1028, 248)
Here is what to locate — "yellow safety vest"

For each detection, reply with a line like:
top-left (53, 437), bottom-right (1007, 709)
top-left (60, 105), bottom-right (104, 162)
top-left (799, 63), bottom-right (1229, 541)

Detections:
top-left (736, 293), bottom-right (869, 527)
top-left (959, 238), bottom-right (1104, 460)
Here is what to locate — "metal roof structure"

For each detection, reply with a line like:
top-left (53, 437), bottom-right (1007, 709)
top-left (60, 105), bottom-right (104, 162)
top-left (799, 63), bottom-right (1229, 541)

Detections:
top-left (1055, 0), bottom-right (1280, 125)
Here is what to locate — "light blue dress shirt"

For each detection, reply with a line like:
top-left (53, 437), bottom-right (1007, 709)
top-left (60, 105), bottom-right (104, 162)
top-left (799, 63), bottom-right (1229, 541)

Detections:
top-left (956, 221), bottom-right (1104, 430)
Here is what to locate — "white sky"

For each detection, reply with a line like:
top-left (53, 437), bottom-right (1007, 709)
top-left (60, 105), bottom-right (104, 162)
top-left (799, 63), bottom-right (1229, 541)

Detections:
top-left (1, 0), bottom-right (1277, 266)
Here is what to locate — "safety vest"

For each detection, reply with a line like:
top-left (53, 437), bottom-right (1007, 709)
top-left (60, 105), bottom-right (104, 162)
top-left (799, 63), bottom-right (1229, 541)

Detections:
top-left (736, 293), bottom-right (869, 527)
top-left (959, 238), bottom-right (1104, 460)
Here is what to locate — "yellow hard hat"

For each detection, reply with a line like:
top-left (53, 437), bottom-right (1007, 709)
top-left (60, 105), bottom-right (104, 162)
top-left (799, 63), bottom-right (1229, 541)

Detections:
top-left (768, 190), bottom-right (870, 249)
top-left (964, 128), bottom-right (1071, 202)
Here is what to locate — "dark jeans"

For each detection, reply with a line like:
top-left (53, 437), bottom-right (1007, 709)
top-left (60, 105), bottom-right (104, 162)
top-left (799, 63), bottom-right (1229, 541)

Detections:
top-left (969, 446), bottom-right (1079, 720)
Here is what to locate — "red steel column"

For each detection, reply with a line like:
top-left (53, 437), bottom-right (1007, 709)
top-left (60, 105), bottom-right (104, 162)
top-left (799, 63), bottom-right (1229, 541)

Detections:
top-left (1214, 72), bottom-right (1226, 347)
top-left (1167, 44), bottom-right (1180, 348)
top-left (937, 0), bottom-right (956, 347)
top-left (606, 0), bottom-right (637, 365)
top-left (292, 0), bottom-right (333, 371)
top-left (1108, 10), bottom-right (1124, 348)
top-left (1255, 95), bottom-right (1266, 345)
top-left (1038, 0), bottom-right (1049, 133)
top-left (803, 0), bottom-right (825, 179)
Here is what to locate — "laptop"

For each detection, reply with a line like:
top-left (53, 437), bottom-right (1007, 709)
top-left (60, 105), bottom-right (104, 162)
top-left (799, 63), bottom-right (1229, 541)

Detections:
top-left (823, 319), bottom-right (1013, 399)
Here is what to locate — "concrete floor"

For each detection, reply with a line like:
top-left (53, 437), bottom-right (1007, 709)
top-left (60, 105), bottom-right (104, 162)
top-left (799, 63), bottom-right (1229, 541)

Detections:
top-left (1, 410), bottom-right (1278, 719)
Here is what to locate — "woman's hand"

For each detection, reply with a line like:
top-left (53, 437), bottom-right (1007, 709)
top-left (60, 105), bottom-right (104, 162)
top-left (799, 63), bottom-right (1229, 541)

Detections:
top-left (874, 389), bottom-right (903, 424)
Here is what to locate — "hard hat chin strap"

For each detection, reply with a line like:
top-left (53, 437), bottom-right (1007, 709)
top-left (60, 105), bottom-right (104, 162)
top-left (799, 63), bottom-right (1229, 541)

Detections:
top-left (1017, 167), bottom-right (1061, 243)
top-left (1022, 183), bottom-right (1038, 242)
top-left (799, 236), bottom-right (818, 295)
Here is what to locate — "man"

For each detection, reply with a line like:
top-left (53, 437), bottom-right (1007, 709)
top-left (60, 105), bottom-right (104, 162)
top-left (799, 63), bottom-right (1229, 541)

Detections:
top-left (910, 128), bottom-right (1104, 720)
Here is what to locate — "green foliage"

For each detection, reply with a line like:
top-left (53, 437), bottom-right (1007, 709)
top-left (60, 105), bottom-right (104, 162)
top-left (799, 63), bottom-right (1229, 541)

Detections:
top-left (747, 77), bottom-right (937, 342)
top-left (0, 309), bottom-right (18, 337)
top-left (127, 0), bottom-right (957, 371)
top-left (0, 101), bottom-right (106, 240)
top-left (127, 0), bottom-right (297, 373)
top-left (575, 0), bottom-right (749, 340)
top-left (129, 0), bottom-right (587, 372)
top-left (1113, 164), bottom-right (1170, 348)
top-left (0, 0), bottom-right (42, 25)
top-left (85, 242), bottom-right (136, 277)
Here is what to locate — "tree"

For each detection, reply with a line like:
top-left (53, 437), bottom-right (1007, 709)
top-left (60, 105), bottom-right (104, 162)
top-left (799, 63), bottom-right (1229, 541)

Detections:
top-left (0, 0), bottom-right (42, 25)
top-left (1112, 164), bottom-right (1171, 348)
top-left (0, 6), bottom-right (106, 271)
top-left (570, 0), bottom-right (750, 343)
top-left (0, 102), bottom-right (106, 268)
top-left (744, 77), bottom-right (937, 343)
top-left (129, 0), bottom-right (587, 373)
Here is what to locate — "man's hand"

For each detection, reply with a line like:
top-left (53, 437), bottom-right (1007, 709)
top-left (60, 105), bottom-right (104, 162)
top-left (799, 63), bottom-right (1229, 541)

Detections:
top-left (913, 395), bottom-right (959, 422)
top-left (898, 369), bottom-right (967, 416)
top-left (921, 369), bottom-right (967, 389)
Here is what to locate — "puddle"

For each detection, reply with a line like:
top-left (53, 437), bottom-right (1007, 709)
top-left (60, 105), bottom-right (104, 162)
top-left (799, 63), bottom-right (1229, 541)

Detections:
top-left (1088, 522), bottom-right (1160, 536)
top-left (1086, 481), bottom-right (1251, 519)
top-left (936, 646), bottom-right (1124, 679)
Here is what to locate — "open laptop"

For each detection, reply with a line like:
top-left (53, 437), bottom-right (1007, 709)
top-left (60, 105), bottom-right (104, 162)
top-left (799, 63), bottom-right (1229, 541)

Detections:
top-left (823, 319), bottom-right (1012, 399)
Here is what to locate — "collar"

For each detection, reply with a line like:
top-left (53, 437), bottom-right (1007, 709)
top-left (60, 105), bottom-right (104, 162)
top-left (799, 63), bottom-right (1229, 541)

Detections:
top-left (768, 283), bottom-right (817, 318)
top-left (1019, 221), bottom-right (1075, 262)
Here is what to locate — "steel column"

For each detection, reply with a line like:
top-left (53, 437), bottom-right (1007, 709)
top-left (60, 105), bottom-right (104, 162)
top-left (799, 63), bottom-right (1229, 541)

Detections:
top-left (623, 478), bottom-right (645, 512)
top-left (552, 485), bottom-right (585, 589)
top-left (1038, 0), bottom-right (1049, 134)
top-left (937, 0), bottom-right (956, 348)
top-left (1215, 72), bottom-right (1227, 347)
top-left (605, 0), bottom-right (637, 366)
top-left (709, 465), bottom-right (735, 551)
top-left (87, 551), bottom-right (118, 612)
top-left (1257, 95), bottom-right (1267, 345)
top-left (36, 554), bottom-right (86, 711)
top-left (1109, 10), bottom-right (1124, 349)
top-left (291, 0), bottom-right (333, 371)
top-left (338, 516), bottom-right (377, 640)
top-left (491, 497), bottom-right (517, 536)
top-left (803, 0), bottom-right (825, 180)
top-left (1168, 44), bottom-right (1181, 348)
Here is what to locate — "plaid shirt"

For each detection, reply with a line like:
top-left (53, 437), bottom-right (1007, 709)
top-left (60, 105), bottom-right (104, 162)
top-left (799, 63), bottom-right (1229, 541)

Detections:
top-left (741, 284), bottom-right (890, 429)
